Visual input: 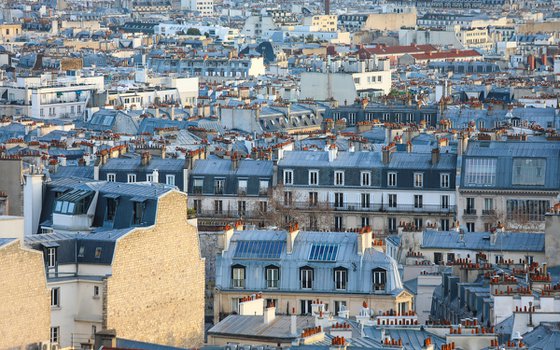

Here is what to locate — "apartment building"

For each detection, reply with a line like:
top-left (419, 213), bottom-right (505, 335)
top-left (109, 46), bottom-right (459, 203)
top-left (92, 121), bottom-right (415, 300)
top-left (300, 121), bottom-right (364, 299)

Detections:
top-left (25, 178), bottom-right (205, 348)
top-left (327, 103), bottom-right (439, 128)
top-left (457, 140), bottom-right (560, 232)
top-left (276, 146), bottom-right (456, 234)
top-left (214, 224), bottom-right (413, 322)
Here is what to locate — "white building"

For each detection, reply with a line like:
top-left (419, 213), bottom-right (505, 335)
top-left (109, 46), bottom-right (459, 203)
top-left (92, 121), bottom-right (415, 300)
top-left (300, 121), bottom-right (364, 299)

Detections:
top-left (181, 0), bottom-right (213, 15)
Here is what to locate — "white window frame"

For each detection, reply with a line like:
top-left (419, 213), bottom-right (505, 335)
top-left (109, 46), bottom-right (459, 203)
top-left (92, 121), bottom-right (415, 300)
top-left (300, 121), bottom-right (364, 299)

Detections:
top-left (166, 174), bottom-right (175, 186)
top-left (51, 287), bottom-right (60, 307)
top-left (388, 172), bottom-right (397, 187)
top-left (266, 267), bottom-right (279, 289)
top-left (106, 173), bottom-right (116, 182)
top-left (334, 170), bottom-right (345, 186)
top-left (283, 169), bottom-right (294, 185)
top-left (309, 170), bottom-right (319, 186)
top-left (414, 172), bottom-right (424, 188)
top-left (47, 248), bottom-right (56, 267)
top-left (127, 174), bottom-right (136, 183)
top-left (232, 266), bottom-right (245, 288)
top-left (440, 173), bottom-right (450, 188)
top-left (50, 326), bottom-right (60, 344)
top-left (334, 269), bottom-right (347, 290)
top-left (361, 171), bottom-right (371, 186)
top-left (146, 174), bottom-right (153, 182)
top-left (301, 268), bottom-right (313, 289)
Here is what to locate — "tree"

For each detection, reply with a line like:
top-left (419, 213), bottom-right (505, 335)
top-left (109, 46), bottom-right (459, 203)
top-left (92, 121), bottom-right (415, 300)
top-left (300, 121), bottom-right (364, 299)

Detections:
top-left (186, 28), bottom-right (201, 36)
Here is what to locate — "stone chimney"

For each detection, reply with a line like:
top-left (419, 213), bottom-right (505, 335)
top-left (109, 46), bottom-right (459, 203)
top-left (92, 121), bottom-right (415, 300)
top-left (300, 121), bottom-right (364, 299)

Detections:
top-left (141, 152), bottom-right (151, 166)
top-left (357, 226), bottom-right (373, 255)
top-left (406, 141), bottom-right (413, 153)
top-left (431, 147), bottom-right (440, 165)
top-left (328, 144), bottom-right (338, 162)
top-left (152, 169), bottom-right (159, 183)
top-left (291, 308), bottom-right (298, 335)
top-left (421, 337), bottom-right (434, 350)
top-left (235, 220), bottom-right (244, 231)
top-left (231, 152), bottom-right (239, 170)
top-left (382, 143), bottom-right (396, 164)
top-left (264, 301), bottom-right (276, 324)
top-left (287, 222), bottom-right (300, 254)
top-left (222, 224), bottom-right (235, 252)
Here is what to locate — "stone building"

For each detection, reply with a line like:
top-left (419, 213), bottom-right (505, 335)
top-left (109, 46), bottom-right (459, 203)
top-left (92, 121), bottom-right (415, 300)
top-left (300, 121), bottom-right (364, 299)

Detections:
top-left (0, 238), bottom-right (50, 349)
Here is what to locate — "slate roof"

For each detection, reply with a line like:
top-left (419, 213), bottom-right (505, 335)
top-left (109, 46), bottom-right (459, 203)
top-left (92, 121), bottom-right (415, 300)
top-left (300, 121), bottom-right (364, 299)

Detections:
top-left (421, 230), bottom-right (545, 252)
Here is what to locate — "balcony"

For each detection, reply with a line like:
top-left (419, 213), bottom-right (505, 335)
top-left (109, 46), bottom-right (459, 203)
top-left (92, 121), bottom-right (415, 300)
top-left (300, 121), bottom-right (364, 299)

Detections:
top-left (481, 209), bottom-right (496, 216)
top-left (286, 202), bottom-right (456, 214)
top-left (463, 209), bottom-right (477, 216)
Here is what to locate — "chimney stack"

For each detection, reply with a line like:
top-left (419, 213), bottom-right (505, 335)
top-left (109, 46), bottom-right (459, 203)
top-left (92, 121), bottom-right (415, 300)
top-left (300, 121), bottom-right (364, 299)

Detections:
top-left (382, 143), bottom-right (396, 164)
top-left (291, 308), bottom-right (298, 335)
top-left (222, 224), bottom-right (235, 252)
top-left (328, 144), bottom-right (338, 162)
top-left (152, 169), bottom-right (159, 183)
top-left (287, 223), bottom-right (300, 254)
top-left (431, 147), bottom-right (440, 165)
top-left (141, 151), bottom-right (151, 166)
top-left (264, 301), bottom-right (276, 324)
top-left (357, 226), bottom-right (373, 255)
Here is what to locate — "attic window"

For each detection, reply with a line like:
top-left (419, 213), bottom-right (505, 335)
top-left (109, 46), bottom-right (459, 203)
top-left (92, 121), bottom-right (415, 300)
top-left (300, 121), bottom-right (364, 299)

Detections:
top-left (78, 246), bottom-right (85, 257)
top-left (95, 247), bottom-right (102, 259)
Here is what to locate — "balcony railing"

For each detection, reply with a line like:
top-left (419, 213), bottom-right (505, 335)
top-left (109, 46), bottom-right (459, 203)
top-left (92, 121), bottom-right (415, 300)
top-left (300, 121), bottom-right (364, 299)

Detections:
top-left (464, 209), bottom-right (477, 215)
top-left (481, 209), bottom-right (496, 216)
top-left (288, 201), bottom-right (456, 214)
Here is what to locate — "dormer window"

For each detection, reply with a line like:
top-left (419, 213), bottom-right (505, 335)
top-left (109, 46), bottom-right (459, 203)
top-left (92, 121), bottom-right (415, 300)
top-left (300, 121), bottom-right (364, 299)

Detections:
top-left (95, 247), bottom-right (102, 259)
top-left (334, 267), bottom-right (348, 290)
top-left (132, 200), bottom-right (145, 225)
top-left (334, 171), bottom-right (344, 186)
top-left (54, 190), bottom-right (93, 215)
top-left (47, 247), bottom-right (57, 267)
top-left (300, 266), bottom-right (314, 289)
top-left (265, 265), bottom-right (280, 289)
top-left (232, 264), bottom-right (246, 289)
top-left (372, 268), bottom-right (387, 292)
top-left (106, 198), bottom-right (117, 222)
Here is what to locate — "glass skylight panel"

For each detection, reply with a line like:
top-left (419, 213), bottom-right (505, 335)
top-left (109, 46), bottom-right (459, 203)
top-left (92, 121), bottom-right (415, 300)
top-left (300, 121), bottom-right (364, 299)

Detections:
top-left (234, 241), bottom-right (285, 259)
top-left (308, 243), bottom-right (339, 262)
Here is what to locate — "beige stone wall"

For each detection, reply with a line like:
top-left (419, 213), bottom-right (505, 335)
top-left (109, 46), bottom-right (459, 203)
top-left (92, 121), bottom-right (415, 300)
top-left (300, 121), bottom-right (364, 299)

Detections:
top-left (0, 240), bottom-right (50, 348)
top-left (364, 13), bottom-right (417, 31)
top-left (105, 191), bottom-right (205, 347)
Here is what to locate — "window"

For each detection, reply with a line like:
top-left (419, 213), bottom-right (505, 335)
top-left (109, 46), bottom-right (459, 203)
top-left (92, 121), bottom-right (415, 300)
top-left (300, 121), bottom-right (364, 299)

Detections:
top-left (414, 218), bottom-right (423, 229)
top-left (238, 200), bottom-right (246, 215)
top-left (372, 268), bottom-right (386, 291)
top-left (388, 217), bottom-right (397, 232)
top-left (193, 199), bottom-right (201, 214)
top-left (466, 197), bottom-right (475, 214)
top-left (50, 327), bottom-right (60, 344)
top-left (47, 248), bottom-right (57, 267)
top-left (334, 193), bottom-right (344, 208)
top-left (506, 199), bottom-right (549, 222)
top-left (309, 215), bottom-right (318, 230)
top-left (95, 247), bottom-right (102, 259)
top-left (232, 265), bottom-right (246, 288)
top-left (512, 158), bottom-right (546, 185)
top-left (284, 191), bottom-right (293, 206)
top-left (414, 173), bottom-right (423, 188)
top-left (464, 158), bottom-right (497, 186)
top-left (266, 266), bottom-right (279, 288)
top-left (51, 287), bottom-right (60, 307)
top-left (414, 195), bottom-right (423, 209)
top-left (382, 193), bottom-right (395, 209)
top-left (466, 222), bottom-right (475, 232)
top-left (388, 172), bottom-right (397, 187)
top-left (238, 179), bottom-right (247, 195)
top-left (309, 170), bottom-right (319, 185)
top-left (106, 198), bottom-right (117, 221)
top-left (283, 170), bottom-right (293, 185)
top-left (94, 286), bottom-right (100, 297)
top-left (361, 216), bottom-right (370, 227)
top-left (259, 180), bottom-right (269, 195)
top-left (92, 325), bottom-right (97, 336)
top-left (334, 171), bottom-right (345, 186)
top-left (132, 201), bottom-right (144, 225)
top-left (440, 219), bottom-right (450, 231)
top-left (309, 192), bottom-right (318, 206)
top-left (334, 301), bottom-right (347, 315)
top-left (334, 268), bottom-right (348, 290)
top-left (214, 179), bottom-right (225, 194)
top-left (300, 299), bottom-right (313, 314)
top-left (107, 173), bottom-right (116, 182)
top-left (441, 195), bottom-right (449, 209)
top-left (127, 174), bottom-right (136, 183)
top-left (193, 178), bottom-right (203, 194)
top-left (300, 267), bottom-right (313, 289)
top-left (361, 172), bottom-right (371, 186)
top-left (334, 216), bottom-right (343, 231)
top-left (214, 200), bottom-right (223, 214)
top-left (440, 173), bottom-right (450, 188)
top-left (361, 193), bottom-right (370, 208)
top-left (447, 253), bottom-right (455, 263)
top-left (259, 201), bottom-right (268, 213)
top-left (166, 174), bottom-right (175, 186)
top-left (434, 252), bottom-right (443, 265)
top-left (146, 174), bottom-right (153, 182)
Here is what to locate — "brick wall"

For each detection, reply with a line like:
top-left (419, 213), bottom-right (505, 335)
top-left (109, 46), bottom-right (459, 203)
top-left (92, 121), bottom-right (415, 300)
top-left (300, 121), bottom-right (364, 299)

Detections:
top-left (105, 191), bottom-right (205, 348)
top-left (0, 240), bottom-right (50, 348)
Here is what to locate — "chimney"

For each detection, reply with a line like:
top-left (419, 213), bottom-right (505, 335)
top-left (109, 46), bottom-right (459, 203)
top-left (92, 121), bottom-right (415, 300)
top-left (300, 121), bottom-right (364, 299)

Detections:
top-left (422, 337), bottom-right (435, 350)
top-left (291, 308), bottom-right (298, 335)
top-left (152, 169), bottom-right (159, 183)
top-left (324, 0), bottom-right (330, 15)
top-left (348, 142), bottom-right (355, 153)
top-left (328, 144), bottom-right (338, 162)
top-left (141, 152), bottom-right (151, 166)
top-left (382, 143), bottom-right (395, 164)
top-left (231, 152), bottom-right (239, 170)
top-left (406, 141), bottom-right (413, 153)
top-left (58, 156), bottom-right (66, 166)
top-left (235, 220), bottom-right (244, 231)
top-left (357, 226), bottom-right (373, 255)
top-left (264, 301), bottom-right (276, 324)
top-left (222, 224), bottom-right (235, 252)
top-left (287, 223), bottom-right (300, 254)
top-left (431, 147), bottom-right (440, 165)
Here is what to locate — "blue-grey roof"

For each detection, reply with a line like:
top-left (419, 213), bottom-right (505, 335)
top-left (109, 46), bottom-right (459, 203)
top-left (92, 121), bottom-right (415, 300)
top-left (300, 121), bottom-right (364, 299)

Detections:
top-left (102, 157), bottom-right (186, 172)
top-left (51, 166), bottom-right (94, 179)
top-left (216, 229), bottom-right (403, 294)
top-left (421, 230), bottom-right (545, 252)
top-left (279, 151), bottom-right (383, 168)
top-left (0, 238), bottom-right (16, 248)
top-left (192, 158), bottom-right (273, 177)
